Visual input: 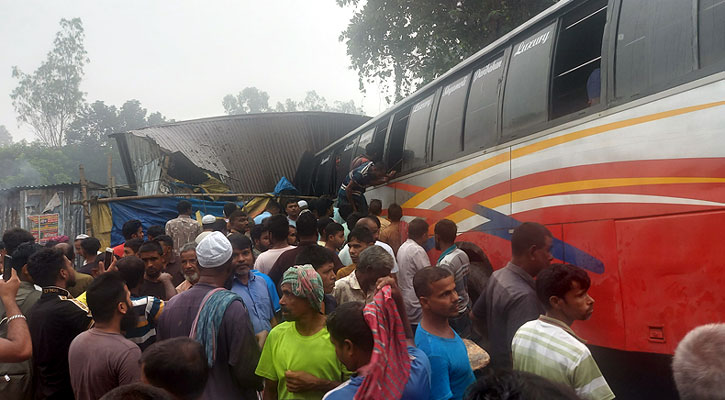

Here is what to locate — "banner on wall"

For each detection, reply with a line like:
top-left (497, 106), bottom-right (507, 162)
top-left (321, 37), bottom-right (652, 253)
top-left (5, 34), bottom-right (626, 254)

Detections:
top-left (28, 213), bottom-right (59, 243)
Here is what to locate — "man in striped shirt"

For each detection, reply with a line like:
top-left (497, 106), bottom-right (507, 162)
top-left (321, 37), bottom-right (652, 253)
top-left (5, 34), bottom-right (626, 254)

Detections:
top-left (116, 256), bottom-right (164, 351)
top-left (511, 263), bottom-right (614, 400)
top-left (434, 219), bottom-right (470, 338)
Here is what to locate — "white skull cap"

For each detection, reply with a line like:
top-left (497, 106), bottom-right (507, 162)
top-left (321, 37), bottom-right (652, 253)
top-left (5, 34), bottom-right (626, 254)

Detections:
top-left (195, 231), bottom-right (232, 268)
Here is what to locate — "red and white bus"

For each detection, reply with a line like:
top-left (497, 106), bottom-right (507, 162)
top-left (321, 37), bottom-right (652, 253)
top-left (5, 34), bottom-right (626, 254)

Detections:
top-left (298, 0), bottom-right (725, 396)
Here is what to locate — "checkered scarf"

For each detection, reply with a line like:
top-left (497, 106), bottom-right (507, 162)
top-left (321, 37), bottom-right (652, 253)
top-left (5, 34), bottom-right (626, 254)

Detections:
top-left (281, 264), bottom-right (324, 313)
top-left (355, 285), bottom-right (411, 400)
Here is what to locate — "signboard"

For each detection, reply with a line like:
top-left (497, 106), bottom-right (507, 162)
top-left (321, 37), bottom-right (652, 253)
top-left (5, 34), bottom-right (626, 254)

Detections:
top-left (27, 213), bottom-right (59, 243)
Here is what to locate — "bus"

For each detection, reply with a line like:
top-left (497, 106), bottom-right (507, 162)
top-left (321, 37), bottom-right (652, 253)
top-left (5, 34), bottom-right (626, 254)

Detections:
top-left (297, 0), bottom-right (725, 395)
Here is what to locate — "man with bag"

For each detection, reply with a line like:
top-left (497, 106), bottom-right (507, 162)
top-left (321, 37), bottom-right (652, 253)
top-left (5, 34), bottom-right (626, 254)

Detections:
top-left (156, 231), bottom-right (262, 400)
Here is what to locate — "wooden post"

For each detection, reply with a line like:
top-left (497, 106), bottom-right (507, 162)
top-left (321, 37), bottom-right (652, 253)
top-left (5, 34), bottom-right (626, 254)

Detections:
top-left (106, 153), bottom-right (116, 197)
top-left (79, 164), bottom-right (94, 236)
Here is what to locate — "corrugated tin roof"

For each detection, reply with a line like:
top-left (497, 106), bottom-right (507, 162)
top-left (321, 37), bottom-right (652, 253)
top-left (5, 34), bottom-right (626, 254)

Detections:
top-left (116, 112), bottom-right (370, 193)
top-left (0, 181), bottom-right (105, 192)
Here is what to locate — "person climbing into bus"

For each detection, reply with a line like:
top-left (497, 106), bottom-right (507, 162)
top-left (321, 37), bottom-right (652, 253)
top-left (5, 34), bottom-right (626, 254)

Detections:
top-left (350, 143), bottom-right (381, 170)
top-left (337, 160), bottom-right (395, 220)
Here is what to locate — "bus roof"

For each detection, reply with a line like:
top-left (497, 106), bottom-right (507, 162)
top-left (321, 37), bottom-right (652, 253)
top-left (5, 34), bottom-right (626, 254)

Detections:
top-left (316, 0), bottom-right (573, 156)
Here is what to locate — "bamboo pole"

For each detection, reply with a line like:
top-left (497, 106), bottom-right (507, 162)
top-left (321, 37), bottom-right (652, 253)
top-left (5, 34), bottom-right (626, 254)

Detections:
top-left (70, 192), bottom-right (320, 205)
top-left (78, 164), bottom-right (94, 236)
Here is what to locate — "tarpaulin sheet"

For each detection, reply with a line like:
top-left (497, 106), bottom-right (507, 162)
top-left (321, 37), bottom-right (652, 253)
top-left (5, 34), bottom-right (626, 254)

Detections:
top-left (90, 202), bottom-right (113, 249)
top-left (108, 197), bottom-right (238, 246)
top-left (273, 177), bottom-right (298, 195)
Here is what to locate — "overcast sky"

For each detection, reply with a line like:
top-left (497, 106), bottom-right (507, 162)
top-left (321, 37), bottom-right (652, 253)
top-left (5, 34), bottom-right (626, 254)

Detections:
top-left (0, 0), bottom-right (389, 142)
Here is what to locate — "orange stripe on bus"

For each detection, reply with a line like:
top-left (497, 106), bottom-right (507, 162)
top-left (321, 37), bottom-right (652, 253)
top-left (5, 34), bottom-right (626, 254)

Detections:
top-left (401, 101), bottom-right (725, 209)
top-left (415, 176), bottom-right (725, 225)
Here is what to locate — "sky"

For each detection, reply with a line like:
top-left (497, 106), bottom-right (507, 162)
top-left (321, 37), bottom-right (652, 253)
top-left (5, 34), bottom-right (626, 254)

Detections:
top-left (0, 0), bottom-right (389, 142)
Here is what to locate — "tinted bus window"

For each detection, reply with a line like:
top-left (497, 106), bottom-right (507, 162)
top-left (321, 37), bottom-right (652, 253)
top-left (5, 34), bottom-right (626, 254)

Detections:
top-left (699, 0), bottom-right (725, 68)
top-left (502, 23), bottom-right (557, 136)
top-left (354, 129), bottom-right (373, 161)
top-left (465, 56), bottom-right (505, 152)
top-left (615, 0), bottom-right (695, 100)
top-left (404, 94), bottom-right (434, 171)
top-left (433, 74), bottom-right (470, 162)
top-left (314, 152), bottom-right (334, 196)
top-left (341, 135), bottom-right (360, 171)
top-left (551, 0), bottom-right (607, 119)
top-left (387, 106), bottom-right (412, 173)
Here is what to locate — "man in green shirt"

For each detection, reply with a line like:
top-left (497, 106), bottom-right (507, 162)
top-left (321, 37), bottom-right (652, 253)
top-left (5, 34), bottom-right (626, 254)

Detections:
top-left (255, 265), bottom-right (346, 400)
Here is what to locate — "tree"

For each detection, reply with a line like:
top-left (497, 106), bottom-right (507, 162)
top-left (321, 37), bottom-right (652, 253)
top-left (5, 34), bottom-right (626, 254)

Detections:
top-left (10, 18), bottom-right (88, 147)
top-left (299, 91), bottom-right (328, 111)
top-left (223, 88), bottom-right (364, 115)
top-left (0, 126), bottom-right (12, 146)
top-left (337, 0), bottom-right (556, 103)
top-left (222, 87), bottom-right (271, 114)
top-left (275, 98), bottom-right (299, 112)
top-left (66, 101), bottom-right (120, 145)
top-left (67, 99), bottom-right (170, 146)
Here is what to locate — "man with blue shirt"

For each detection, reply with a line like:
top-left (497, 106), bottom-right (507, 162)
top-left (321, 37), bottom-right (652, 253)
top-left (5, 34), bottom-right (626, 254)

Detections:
top-left (323, 288), bottom-right (431, 400)
top-left (434, 219), bottom-right (470, 338)
top-left (336, 160), bottom-right (394, 219)
top-left (228, 233), bottom-right (277, 348)
top-left (413, 267), bottom-right (475, 400)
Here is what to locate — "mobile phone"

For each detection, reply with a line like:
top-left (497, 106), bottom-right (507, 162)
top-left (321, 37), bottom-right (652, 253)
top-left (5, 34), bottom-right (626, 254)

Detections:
top-left (3, 255), bottom-right (12, 281)
top-left (104, 248), bottom-right (114, 268)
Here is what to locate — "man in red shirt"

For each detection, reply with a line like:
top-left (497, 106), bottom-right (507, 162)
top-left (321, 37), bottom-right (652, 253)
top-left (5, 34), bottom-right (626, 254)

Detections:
top-left (112, 220), bottom-right (144, 258)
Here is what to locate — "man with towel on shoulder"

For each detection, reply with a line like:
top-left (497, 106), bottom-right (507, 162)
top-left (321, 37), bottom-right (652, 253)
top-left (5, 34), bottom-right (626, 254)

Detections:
top-left (323, 278), bottom-right (431, 400)
top-left (156, 231), bottom-right (262, 400)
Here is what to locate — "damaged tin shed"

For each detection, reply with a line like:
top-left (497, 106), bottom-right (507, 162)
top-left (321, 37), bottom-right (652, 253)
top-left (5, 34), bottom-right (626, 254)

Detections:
top-left (112, 111), bottom-right (370, 195)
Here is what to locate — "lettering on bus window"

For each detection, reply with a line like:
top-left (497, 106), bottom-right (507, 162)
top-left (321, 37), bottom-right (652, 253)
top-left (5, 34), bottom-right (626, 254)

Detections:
top-left (513, 31), bottom-right (551, 56)
top-left (502, 23), bottom-right (557, 136)
top-left (320, 155), bottom-right (330, 165)
top-left (433, 74), bottom-right (470, 162)
top-left (404, 94), bottom-right (435, 171)
top-left (343, 141), bottom-right (355, 152)
top-left (699, 0), bottom-right (725, 68)
top-left (465, 56), bottom-right (505, 152)
top-left (615, 0), bottom-right (695, 100)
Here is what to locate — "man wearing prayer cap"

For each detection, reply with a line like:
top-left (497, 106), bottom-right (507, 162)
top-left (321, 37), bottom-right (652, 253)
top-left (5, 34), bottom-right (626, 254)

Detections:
top-left (256, 265), bottom-right (347, 400)
top-left (156, 232), bottom-right (262, 399)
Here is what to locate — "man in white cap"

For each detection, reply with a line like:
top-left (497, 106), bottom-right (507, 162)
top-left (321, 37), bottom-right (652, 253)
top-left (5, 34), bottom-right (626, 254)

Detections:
top-left (74, 234), bottom-right (89, 269)
top-left (156, 232), bottom-right (262, 400)
top-left (201, 214), bottom-right (217, 231)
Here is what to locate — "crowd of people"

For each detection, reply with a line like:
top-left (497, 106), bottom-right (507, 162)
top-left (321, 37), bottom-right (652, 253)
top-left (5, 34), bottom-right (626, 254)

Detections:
top-left (0, 193), bottom-right (720, 400)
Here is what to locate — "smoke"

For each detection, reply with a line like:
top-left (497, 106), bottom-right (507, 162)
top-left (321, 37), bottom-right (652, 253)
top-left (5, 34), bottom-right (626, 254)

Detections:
top-left (0, 157), bottom-right (43, 189)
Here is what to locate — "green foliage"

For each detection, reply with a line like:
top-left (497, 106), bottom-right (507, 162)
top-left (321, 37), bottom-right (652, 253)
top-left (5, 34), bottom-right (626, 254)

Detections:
top-left (66, 99), bottom-right (171, 146)
top-left (10, 18), bottom-right (88, 147)
top-left (223, 87), bottom-right (272, 114)
top-left (223, 87), bottom-right (365, 115)
top-left (337, 0), bottom-right (556, 103)
top-left (0, 126), bottom-right (12, 146)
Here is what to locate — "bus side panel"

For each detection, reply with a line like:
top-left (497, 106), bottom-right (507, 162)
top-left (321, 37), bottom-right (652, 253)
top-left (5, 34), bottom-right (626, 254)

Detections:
top-left (564, 220), bottom-right (627, 351)
top-left (615, 210), bottom-right (725, 354)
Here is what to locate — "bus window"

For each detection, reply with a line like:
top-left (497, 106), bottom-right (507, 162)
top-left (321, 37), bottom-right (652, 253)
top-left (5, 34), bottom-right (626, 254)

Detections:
top-left (502, 23), bottom-right (557, 137)
top-left (432, 73), bottom-right (470, 162)
top-left (386, 106), bottom-right (412, 174)
top-left (371, 120), bottom-right (389, 159)
top-left (337, 136), bottom-right (359, 188)
top-left (699, 0), bottom-right (725, 68)
top-left (403, 94), bottom-right (435, 172)
top-left (551, 0), bottom-right (607, 119)
top-left (353, 128), bottom-right (374, 165)
top-left (615, 0), bottom-right (695, 101)
top-left (464, 55), bottom-right (505, 152)
top-left (314, 151), bottom-right (334, 196)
